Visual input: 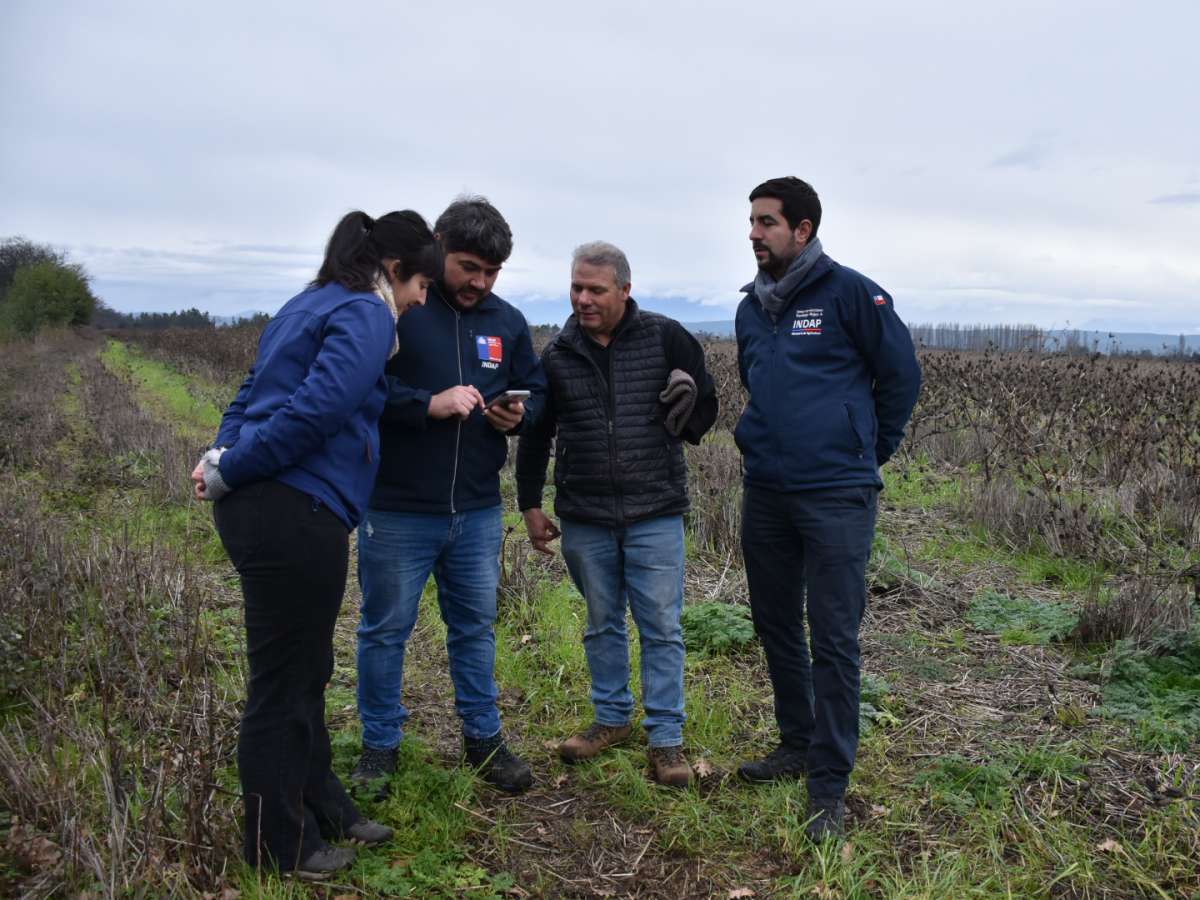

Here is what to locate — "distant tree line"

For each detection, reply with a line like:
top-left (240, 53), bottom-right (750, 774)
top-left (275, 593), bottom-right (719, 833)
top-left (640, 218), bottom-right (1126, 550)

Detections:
top-left (908, 322), bottom-right (1044, 352)
top-left (92, 306), bottom-right (220, 330)
top-left (908, 322), bottom-right (1199, 360)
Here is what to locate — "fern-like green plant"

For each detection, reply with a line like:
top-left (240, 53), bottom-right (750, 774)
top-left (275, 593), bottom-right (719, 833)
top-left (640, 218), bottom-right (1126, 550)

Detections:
top-left (680, 602), bottom-right (756, 655)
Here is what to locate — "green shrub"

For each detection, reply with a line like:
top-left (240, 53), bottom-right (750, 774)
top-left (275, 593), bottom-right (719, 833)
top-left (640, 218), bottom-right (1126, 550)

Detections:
top-left (0, 261), bottom-right (96, 336)
top-left (680, 601), bottom-right (756, 655)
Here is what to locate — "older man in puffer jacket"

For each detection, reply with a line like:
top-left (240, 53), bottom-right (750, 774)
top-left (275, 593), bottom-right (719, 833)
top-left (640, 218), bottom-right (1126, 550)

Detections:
top-left (517, 241), bottom-right (718, 787)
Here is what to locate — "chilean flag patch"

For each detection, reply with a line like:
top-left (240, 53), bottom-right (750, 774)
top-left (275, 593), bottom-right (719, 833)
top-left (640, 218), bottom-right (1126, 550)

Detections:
top-left (476, 335), bottom-right (503, 362)
top-left (873, 294), bottom-right (887, 306)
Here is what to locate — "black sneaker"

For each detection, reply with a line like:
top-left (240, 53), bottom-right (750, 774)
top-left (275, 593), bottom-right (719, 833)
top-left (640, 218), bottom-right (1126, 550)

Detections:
top-left (737, 742), bottom-right (808, 783)
top-left (351, 746), bottom-right (397, 801)
top-left (346, 818), bottom-right (393, 847)
top-left (805, 796), bottom-right (846, 842)
top-left (292, 844), bottom-right (356, 880)
top-left (463, 734), bottom-right (533, 794)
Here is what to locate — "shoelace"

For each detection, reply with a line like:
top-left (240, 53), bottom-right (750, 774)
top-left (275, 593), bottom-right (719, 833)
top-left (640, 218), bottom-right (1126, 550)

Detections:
top-left (653, 746), bottom-right (686, 766)
top-left (582, 723), bottom-right (620, 741)
top-left (360, 748), bottom-right (393, 768)
top-left (491, 744), bottom-right (516, 763)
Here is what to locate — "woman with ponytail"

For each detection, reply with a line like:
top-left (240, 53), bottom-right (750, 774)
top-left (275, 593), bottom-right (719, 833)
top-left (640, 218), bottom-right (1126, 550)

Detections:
top-left (190, 210), bottom-right (442, 878)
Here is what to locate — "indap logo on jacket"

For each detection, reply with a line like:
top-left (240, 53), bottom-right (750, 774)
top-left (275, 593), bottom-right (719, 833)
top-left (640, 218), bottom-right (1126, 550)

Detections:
top-left (791, 308), bottom-right (824, 336)
top-left (476, 335), bottom-right (503, 369)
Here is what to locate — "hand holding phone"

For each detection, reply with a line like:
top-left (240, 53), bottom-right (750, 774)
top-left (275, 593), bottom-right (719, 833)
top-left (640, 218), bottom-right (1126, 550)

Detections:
top-left (484, 389), bottom-right (529, 433)
top-left (485, 389), bottom-right (531, 410)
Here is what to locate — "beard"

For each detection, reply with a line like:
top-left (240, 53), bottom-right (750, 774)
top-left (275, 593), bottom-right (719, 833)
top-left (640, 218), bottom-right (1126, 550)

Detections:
top-left (753, 242), bottom-right (795, 278)
top-left (444, 280), bottom-right (484, 309)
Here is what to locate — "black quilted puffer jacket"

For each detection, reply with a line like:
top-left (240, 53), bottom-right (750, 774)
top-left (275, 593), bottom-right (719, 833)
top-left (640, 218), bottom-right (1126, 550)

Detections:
top-left (516, 300), bottom-right (709, 527)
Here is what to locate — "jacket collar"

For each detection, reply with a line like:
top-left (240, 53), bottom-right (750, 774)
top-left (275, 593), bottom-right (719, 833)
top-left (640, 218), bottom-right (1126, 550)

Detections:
top-left (556, 297), bottom-right (641, 351)
top-left (740, 253), bottom-right (834, 298)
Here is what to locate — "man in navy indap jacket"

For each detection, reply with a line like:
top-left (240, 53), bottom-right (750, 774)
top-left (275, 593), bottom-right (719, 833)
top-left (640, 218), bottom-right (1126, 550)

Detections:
top-left (353, 196), bottom-right (547, 796)
top-left (734, 177), bottom-right (921, 841)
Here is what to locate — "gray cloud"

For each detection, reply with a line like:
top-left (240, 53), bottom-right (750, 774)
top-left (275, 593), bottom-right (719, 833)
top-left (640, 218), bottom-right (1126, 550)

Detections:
top-left (989, 143), bottom-right (1053, 170)
top-left (1150, 192), bottom-right (1200, 205)
top-left (2, 0), bottom-right (1198, 333)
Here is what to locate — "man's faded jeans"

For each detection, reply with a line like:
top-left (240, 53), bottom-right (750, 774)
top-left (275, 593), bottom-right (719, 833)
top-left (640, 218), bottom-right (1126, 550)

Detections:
top-left (560, 514), bottom-right (687, 748)
top-left (356, 505), bottom-right (503, 749)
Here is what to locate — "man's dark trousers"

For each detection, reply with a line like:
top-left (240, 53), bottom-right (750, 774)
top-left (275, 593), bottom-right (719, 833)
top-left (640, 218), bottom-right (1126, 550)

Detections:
top-left (741, 483), bottom-right (878, 799)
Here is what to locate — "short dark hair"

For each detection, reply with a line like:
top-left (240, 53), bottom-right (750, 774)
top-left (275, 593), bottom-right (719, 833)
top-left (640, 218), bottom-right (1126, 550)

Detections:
top-left (314, 210), bottom-right (442, 292)
top-left (749, 177), bottom-right (822, 238)
top-left (435, 195), bottom-right (513, 264)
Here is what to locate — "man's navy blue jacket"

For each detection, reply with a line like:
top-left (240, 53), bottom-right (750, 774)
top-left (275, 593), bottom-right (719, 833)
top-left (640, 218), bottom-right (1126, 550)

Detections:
top-left (370, 281), bottom-right (547, 514)
top-left (734, 254), bottom-right (921, 492)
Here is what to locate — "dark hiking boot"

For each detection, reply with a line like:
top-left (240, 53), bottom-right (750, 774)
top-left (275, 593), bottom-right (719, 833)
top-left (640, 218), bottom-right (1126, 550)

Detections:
top-left (559, 722), bottom-right (633, 763)
top-left (346, 818), bottom-right (393, 847)
top-left (805, 796), bottom-right (846, 842)
top-left (737, 742), bottom-right (808, 784)
top-left (464, 734), bottom-right (533, 794)
top-left (292, 844), bottom-right (356, 880)
top-left (648, 745), bottom-right (692, 788)
top-left (351, 745), bottom-right (397, 801)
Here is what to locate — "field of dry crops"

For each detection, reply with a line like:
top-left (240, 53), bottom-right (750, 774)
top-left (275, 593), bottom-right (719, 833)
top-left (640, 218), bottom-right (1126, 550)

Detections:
top-left (1, 325), bottom-right (1197, 898)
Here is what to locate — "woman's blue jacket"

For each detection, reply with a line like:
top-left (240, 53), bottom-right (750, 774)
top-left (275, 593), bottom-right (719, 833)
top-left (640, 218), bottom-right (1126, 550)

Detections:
top-left (212, 281), bottom-right (395, 528)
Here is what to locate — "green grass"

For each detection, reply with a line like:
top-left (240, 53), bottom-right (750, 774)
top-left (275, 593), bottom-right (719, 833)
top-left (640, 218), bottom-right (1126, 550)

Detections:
top-left (326, 736), bottom-right (516, 898)
top-left (100, 339), bottom-right (224, 439)
top-left (882, 459), bottom-right (962, 510)
top-left (921, 525), bottom-right (1107, 591)
top-left (913, 754), bottom-right (1015, 813)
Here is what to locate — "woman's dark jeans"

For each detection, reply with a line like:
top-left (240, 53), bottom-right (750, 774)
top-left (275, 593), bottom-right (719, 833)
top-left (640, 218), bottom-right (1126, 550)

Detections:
top-left (214, 481), bottom-right (361, 870)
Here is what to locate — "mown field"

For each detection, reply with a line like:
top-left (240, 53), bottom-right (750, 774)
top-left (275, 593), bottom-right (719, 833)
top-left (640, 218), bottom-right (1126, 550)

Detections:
top-left (1, 325), bottom-right (1198, 899)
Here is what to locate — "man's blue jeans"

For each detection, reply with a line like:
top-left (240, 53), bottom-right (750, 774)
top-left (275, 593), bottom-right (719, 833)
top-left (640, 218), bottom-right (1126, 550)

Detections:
top-left (356, 505), bottom-right (503, 750)
top-left (560, 515), bottom-right (687, 748)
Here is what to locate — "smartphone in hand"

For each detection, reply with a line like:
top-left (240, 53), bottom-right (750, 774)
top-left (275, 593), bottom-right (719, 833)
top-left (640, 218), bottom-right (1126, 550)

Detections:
top-left (485, 389), bottom-right (531, 410)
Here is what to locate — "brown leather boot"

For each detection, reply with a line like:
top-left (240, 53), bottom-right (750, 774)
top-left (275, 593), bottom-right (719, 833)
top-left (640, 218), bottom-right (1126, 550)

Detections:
top-left (649, 745), bottom-right (692, 787)
top-left (558, 722), bottom-right (632, 763)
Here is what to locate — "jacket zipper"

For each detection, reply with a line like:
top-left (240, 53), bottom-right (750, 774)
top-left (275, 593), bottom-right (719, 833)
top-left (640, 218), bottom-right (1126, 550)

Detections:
top-left (605, 342), bottom-right (623, 525)
top-left (567, 331), bottom-right (622, 525)
top-left (769, 308), bottom-right (785, 487)
top-left (445, 295), bottom-right (463, 515)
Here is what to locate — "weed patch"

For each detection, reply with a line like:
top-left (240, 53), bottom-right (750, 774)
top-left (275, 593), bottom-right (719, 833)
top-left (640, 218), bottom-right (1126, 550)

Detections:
top-left (1095, 628), bottom-right (1200, 751)
top-left (870, 532), bottom-right (939, 592)
top-left (966, 589), bottom-right (1078, 645)
top-left (860, 673), bottom-right (900, 732)
top-left (680, 601), bottom-right (755, 655)
top-left (914, 754), bottom-right (1015, 814)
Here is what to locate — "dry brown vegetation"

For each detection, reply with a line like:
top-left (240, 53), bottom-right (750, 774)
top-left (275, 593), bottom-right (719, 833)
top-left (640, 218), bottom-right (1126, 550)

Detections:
top-left (1, 325), bottom-right (1197, 898)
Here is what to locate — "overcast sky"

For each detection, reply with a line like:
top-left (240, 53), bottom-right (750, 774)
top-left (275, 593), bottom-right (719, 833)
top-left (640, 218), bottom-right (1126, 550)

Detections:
top-left (2, 0), bottom-right (1197, 332)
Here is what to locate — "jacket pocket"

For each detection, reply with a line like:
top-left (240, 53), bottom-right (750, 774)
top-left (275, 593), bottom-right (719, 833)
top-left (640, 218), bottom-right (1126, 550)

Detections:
top-left (844, 402), bottom-right (865, 458)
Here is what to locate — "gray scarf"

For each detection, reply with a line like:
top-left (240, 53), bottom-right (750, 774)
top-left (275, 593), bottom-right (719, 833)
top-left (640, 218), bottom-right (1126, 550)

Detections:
top-left (753, 237), bottom-right (824, 323)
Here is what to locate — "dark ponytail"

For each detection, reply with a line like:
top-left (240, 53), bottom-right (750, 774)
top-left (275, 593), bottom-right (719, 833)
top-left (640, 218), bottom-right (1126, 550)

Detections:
top-left (314, 209), bottom-right (442, 292)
